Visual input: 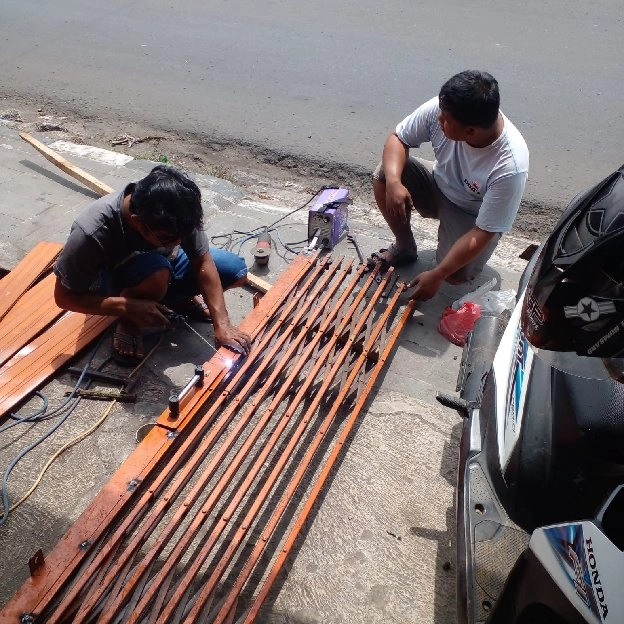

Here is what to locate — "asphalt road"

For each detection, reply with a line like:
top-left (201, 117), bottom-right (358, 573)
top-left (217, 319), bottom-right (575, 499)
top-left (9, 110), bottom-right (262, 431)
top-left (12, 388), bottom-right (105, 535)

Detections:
top-left (2, 1), bottom-right (623, 209)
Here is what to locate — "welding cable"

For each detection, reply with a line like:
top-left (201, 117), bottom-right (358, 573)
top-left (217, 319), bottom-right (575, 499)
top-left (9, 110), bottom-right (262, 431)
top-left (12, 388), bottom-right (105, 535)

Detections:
top-left (210, 185), bottom-right (332, 257)
top-left (0, 392), bottom-right (49, 431)
top-left (0, 390), bottom-right (84, 525)
top-left (0, 331), bottom-right (164, 522)
top-left (0, 341), bottom-right (100, 525)
top-left (0, 331), bottom-right (107, 524)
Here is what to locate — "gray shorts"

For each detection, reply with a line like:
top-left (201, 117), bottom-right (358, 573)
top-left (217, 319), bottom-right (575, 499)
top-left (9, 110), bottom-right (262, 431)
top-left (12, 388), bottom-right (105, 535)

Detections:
top-left (373, 157), bottom-right (500, 282)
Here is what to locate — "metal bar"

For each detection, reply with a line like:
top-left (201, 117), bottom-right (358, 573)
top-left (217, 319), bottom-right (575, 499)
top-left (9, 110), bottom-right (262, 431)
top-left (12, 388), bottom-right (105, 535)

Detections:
top-left (120, 262), bottom-right (367, 624)
top-left (48, 256), bottom-right (332, 623)
top-left (213, 282), bottom-right (407, 623)
top-left (1, 256), bottom-right (318, 623)
top-left (244, 296), bottom-right (417, 622)
top-left (179, 271), bottom-right (396, 623)
top-left (73, 260), bottom-right (347, 624)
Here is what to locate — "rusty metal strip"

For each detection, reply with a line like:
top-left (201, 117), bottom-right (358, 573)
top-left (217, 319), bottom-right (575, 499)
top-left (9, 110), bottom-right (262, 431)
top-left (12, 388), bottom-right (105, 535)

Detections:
top-left (43, 257), bottom-right (326, 623)
top-left (91, 261), bottom-right (361, 622)
top-left (178, 272), bottom-right (398, 624)
top-left (70, 259), bottom-right (353, 624)
top-left (0, 241), bottom-right (62, 322)
top-left (114, 263), bottom-right (373, 624)
top-left (243, 297), bottom-right (417, 623)
top-left (151, 269), bottom-right (390, 624)
top-left (0, 254), bottom-right (319, 623)
top-left (214, 285), bottom-right (409, 623)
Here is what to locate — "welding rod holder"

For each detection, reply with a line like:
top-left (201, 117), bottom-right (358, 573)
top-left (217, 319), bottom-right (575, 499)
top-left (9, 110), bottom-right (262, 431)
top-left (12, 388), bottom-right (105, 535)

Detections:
top-left (168, 365), bottom-right (205, 420)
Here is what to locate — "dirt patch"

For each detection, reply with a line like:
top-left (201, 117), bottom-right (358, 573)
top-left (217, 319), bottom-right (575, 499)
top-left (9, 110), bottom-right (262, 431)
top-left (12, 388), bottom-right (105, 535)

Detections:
top-left (1, 94), bottom-right (557, 242)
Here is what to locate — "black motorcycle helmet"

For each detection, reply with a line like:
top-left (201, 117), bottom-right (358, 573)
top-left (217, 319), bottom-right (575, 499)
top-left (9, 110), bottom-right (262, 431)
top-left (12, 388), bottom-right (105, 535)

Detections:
top-left (521, 165), bottom-right (624, 365)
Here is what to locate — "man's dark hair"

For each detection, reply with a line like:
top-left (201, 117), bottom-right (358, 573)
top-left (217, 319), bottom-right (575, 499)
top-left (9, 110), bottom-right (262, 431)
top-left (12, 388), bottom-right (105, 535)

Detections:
top-left (438, 70), bottom-right (500, 128)
top-left (129, 165), bottom-right (203, 236)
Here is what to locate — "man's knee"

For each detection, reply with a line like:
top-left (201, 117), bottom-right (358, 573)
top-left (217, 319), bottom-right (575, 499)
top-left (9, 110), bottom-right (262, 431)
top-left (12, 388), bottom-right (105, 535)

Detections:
top-left (227, 276), bottom-right (248, 290)
top-left (122, 266), bottom-right (170, 297)
top-left (210, 248), bottom-right (248, 289)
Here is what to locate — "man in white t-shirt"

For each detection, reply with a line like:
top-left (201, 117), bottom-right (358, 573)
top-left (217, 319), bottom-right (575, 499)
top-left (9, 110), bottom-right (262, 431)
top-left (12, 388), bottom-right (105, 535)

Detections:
top-left (369, 70), bottom-right (529, 301)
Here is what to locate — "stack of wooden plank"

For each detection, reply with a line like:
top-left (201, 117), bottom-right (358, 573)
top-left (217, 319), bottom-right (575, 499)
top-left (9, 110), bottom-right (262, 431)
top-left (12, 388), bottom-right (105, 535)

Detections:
top-left (0, 241), bottom-right (114, 420)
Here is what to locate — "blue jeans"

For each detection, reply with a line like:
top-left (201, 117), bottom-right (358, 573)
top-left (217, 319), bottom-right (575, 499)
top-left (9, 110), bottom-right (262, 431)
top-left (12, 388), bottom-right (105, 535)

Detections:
top-left (104, 248), bottom-right (247, 302)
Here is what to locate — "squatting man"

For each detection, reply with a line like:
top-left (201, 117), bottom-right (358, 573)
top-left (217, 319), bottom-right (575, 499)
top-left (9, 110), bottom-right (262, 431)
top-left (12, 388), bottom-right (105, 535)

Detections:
top-left (369, 70), bottom-right (529, 300)
top-left (53, 164), bottom-right (251, 365)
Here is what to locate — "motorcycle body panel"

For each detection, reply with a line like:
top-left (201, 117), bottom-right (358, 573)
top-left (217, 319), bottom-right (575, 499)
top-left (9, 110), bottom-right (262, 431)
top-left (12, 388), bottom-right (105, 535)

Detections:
top-left (456, 293), bottom-right (624, 623)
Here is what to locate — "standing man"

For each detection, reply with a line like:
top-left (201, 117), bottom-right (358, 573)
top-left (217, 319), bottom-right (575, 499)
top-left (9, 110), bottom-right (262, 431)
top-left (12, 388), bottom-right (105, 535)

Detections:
top-left (369, 70), bottom-right (529, 300)
top-left (53, 164), bottom-right (251, 364)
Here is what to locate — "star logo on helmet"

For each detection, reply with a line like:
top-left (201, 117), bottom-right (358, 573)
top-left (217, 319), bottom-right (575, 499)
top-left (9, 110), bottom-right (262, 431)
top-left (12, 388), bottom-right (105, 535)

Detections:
top-left (564, 297), bottom-right (616, 321)
top-left (579, 298), bottom-right (599, 322)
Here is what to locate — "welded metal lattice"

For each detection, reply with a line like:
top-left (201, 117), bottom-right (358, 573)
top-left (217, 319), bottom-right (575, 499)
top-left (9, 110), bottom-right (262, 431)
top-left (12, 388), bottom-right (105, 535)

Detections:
top-left (2, 254), bottom-right (415, 624)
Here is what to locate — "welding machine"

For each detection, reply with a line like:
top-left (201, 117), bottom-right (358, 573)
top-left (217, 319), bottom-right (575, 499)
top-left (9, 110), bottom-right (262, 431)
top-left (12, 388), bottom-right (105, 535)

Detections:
top-left (307, 187), bottom-right (350, 250)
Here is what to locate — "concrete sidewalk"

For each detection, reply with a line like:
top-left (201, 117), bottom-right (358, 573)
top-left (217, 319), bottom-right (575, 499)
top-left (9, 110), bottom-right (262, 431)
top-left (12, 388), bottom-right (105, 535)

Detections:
top-left (0, 124), bottom-right (531, 623)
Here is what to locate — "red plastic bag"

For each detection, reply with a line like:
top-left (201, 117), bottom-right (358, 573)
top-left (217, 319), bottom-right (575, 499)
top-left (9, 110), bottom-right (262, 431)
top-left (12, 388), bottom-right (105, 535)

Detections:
top-left (438, 302), bottom-right (481, 346)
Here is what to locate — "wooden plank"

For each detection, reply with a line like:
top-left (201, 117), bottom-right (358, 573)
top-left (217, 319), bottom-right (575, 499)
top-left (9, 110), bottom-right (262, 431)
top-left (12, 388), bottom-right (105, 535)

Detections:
top-left (0, 241), bottom-right (62, 321)
top-left (19, 132), bottom-right (114, 196)
top-left (0, 312), bottom-right (115, 417)
top-left (245, 273), bottom-right (271, 294)
top-left (0, 274), bottom-right (63, 368)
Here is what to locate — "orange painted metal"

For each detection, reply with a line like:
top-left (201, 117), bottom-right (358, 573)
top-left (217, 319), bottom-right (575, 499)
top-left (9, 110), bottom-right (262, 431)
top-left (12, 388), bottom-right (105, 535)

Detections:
top-left (243, 297), bottom-right (417, 623)
top-left (0, 252), bottom-right (415, 624)
top-left (123, 261), bottom-right (371, 624)
top-left (0, 253), bottom-right (318, 623)
top-left (73, 258), bottom-right (350, 624)
top-left (0, 241), bottom-right (61, 321)
top-left (31, 256), bottom-right (318, 624)
top-left (180, 270), bottom-right (398, 624)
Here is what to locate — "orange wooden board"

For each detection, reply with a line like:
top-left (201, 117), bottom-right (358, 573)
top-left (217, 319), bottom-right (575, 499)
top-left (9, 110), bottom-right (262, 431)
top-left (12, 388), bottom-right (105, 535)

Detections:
top-left (0, 274), bottom-right (63, 368)
top-left (0, 312), bottom-right (114, 417)
top-left (0, 241), bottom-right (62, 321)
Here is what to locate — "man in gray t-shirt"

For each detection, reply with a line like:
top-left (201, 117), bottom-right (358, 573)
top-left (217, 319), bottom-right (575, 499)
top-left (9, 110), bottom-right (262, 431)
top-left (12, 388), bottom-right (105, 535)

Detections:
top-left (53, 165), bottom-right (251, 364)
top-left (370, 70), bottom-right (529, 300)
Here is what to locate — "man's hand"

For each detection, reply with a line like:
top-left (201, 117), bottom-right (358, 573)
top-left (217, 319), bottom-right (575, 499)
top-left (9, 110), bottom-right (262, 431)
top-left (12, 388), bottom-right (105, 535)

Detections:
top-left (214, 322), bottom-right (252, 355)
top-left (385, 180), bottom-right (413, 225)
top-left (408, 269), bottom-right (444, 301)
top-left (124, 299), bottom-right (173, 327)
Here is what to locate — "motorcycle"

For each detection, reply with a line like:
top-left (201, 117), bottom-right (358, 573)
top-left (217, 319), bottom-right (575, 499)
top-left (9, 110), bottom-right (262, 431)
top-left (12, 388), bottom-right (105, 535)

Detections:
top-left (438, 166), bottom-right (624, 623)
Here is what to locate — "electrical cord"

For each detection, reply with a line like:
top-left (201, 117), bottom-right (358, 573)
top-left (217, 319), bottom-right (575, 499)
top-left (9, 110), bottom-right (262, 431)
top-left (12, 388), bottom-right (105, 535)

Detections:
top-left (210, 185), bottom-right (335, 262)
top-left (0, 329), bottom-right (162, 525)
